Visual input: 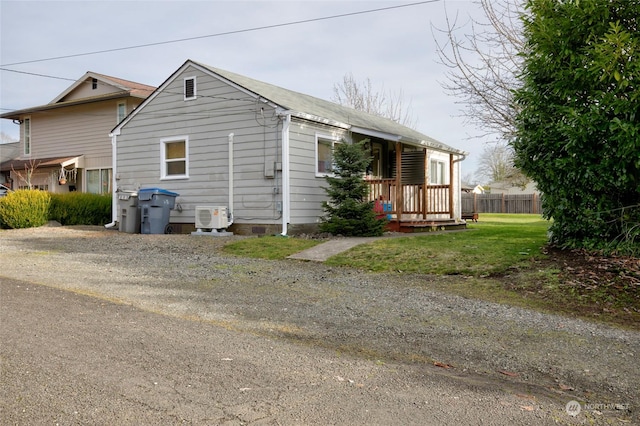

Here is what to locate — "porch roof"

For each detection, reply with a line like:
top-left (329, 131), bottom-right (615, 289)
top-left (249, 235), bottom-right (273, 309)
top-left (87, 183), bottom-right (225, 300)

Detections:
top-left (0, 155), bottom-right (84, 172)
top-left (195, 61), bottom-right (467, 155)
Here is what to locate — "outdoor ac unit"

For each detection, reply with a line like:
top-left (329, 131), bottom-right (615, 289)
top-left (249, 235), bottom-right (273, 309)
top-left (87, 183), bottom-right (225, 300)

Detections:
top-left (195, 206), bottom-right (228, 229)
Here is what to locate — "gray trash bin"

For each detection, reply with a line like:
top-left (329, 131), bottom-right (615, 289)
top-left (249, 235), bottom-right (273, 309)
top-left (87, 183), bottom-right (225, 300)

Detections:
top-left (139, 188), bottom-right (179, 234)
top-left (117, 190), bottom-right (140, 233)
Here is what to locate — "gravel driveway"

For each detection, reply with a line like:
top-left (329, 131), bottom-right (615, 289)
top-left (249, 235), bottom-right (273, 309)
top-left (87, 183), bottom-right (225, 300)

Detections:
top-left (1, 225), bottom-right (638, 424)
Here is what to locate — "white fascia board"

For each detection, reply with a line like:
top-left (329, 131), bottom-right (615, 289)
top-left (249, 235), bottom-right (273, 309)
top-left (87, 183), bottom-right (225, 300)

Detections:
top-left (290, 111), bottom-right (350, 129)
top-left (416, 137), bottom-right (468, 155)
top-left (60, 155), bottom-right (84, 169)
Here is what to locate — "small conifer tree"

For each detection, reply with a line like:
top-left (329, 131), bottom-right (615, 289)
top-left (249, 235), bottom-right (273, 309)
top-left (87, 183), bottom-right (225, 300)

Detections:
top-left (319, 139), bottom-right (386, 236)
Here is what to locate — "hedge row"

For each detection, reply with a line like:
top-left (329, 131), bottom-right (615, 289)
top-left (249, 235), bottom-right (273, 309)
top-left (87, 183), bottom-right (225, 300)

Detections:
top-left (0, 190), bottom-right (112, 229)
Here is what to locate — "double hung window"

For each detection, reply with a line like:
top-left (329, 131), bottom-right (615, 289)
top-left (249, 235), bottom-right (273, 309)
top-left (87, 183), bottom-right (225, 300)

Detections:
top-left (161, 136), bottom-right (189, 179)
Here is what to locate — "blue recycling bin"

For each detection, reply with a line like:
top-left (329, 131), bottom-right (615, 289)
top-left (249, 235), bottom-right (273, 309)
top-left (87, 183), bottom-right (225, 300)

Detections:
top-left (138, 188), bottom-right (179, 234)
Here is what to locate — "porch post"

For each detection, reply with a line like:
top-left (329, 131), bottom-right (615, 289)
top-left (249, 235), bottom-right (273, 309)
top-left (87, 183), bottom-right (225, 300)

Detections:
top-left (449, 153), bottom-right (454, 218)
top-left (395, 142), bottom-right (403, 221)
top-left (422, 148), bottom-right (428, 219)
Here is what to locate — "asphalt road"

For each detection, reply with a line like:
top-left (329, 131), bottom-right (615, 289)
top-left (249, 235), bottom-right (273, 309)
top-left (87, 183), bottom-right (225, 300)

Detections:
top-left (2, 277), bottom-right (570, 426)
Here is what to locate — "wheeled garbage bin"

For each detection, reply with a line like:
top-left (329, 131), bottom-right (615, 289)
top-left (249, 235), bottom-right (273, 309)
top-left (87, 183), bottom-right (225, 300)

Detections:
top-left (117, 190), bottom-right (140, 233)
top-left (139, 188), bottom-right (179, 234)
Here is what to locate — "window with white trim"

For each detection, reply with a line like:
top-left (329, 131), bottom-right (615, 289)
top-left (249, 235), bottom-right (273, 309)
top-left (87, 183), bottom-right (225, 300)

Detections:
top-left (23, 117), bottom-right (31, 156)
top-left (86, 168), bottom-right (112, 194)
top-left (184, 77), bottom-right (196, 100)
top-left (117, 102), bottom-right (126, 123)
top-left (316, 134), bottom-right (341, 176)
top-left (429, 159), bottom-right (447, 185)
top-left (161, 136), bottom-right (189, 179)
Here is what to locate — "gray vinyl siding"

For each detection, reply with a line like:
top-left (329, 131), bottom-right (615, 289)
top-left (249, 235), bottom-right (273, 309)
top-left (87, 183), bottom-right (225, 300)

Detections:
top-left (287, 119), bottom-right (349, 225)
top-left (116, 66), bottom-right (284, 226)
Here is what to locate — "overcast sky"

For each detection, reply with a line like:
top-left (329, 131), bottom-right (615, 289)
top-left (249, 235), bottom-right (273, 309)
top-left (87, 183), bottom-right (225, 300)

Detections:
top-left (1, 0), bottom-right (492, 179)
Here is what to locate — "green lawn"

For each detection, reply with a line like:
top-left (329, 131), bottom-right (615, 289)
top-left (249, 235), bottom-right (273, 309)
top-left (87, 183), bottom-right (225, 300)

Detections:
top-left (223, 214), bottom-right (550, 271)
top-left (326, 214), bottom-right (549, 275)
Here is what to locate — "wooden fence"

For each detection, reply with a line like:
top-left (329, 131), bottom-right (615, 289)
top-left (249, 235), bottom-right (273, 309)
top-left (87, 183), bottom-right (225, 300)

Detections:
top-left (462, 193), bottom-right (542, 214)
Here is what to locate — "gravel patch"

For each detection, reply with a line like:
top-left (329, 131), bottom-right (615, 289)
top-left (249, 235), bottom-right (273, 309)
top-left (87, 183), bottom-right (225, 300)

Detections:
top-left (1, 225), bottom-right (638, 423)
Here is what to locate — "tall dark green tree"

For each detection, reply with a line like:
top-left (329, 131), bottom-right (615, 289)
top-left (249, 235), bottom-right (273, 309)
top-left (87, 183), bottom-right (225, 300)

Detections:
top-left (319, 140), bottom-right (386, 237)
top-left (513, 0), bottom-right (640, 252)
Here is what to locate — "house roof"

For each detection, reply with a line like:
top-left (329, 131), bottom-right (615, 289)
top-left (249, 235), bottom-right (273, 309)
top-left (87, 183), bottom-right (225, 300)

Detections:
top-left (114, 60), bottom-right (466, 155)
top-left (0, 72), bottom-right (155, 120)
top-left (51, 72), bottom-right (156, 103)
top-left (0, 155), bottom-right (84, 172)
top-left (195, 61), bottom-right (465, 155)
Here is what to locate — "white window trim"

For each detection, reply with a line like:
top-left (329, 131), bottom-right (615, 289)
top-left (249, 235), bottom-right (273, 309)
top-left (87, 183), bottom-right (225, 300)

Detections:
top-left (429, 158), bottom-right (447, 185)
top-left (160, 136), bottom-right (189, 180)
top-left (23, 116), bottom-right (31, 156)
top-left (184, 76), bottom-right (196, 101)
top-left (85, 168), bottom-right (112, 194)
top-left (117, 102), bottom-right (126, 123)
top-left (315, 133), bottom-right (341, 177)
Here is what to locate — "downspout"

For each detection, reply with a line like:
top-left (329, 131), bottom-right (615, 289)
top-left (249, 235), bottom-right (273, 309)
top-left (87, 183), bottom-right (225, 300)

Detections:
top-left (228, 133), bottom-right (235, 226)
top-left (280, 113), bottom-right (291, 235)
top-left (452, 153), bottom-right (467, 221)
top-left (104, 131), bottom-right (119, 228)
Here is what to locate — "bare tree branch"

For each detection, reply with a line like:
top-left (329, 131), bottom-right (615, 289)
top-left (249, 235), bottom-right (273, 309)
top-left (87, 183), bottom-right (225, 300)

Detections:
top-left (332, 73), bottom-right (418, 129)
top-left (477, 141), bottom-right (528, 188)
top-left (432, 0), bottom-right (524, 141)
top-left (11, 158), bottom-right (41, 190)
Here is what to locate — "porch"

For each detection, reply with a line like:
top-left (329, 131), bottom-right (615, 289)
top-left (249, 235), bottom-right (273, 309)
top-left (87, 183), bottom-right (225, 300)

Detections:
top-left (366, 178), bottom-right (463, 232)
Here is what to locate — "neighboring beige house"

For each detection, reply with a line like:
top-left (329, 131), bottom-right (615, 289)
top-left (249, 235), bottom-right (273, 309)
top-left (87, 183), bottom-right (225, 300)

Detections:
top-left (0, 72), bottom-right (155, 193)
top-left (111, 59), bottom-right (468, 235)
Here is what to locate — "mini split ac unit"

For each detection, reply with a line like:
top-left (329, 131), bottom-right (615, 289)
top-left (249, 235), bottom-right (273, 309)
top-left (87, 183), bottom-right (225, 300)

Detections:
top-left (195, 206), bottom-right (228, 229)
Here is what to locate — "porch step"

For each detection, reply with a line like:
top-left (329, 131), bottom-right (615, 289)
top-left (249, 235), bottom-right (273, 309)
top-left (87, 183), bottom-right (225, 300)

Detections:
top-left (390, 219), bottom-right (467, 233)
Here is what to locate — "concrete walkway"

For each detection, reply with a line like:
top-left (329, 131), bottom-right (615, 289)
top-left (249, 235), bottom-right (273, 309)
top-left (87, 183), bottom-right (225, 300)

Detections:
top-left (287, 230), bottom-right (471, 262)
top-left (286, 237), bottom-right (385, 262)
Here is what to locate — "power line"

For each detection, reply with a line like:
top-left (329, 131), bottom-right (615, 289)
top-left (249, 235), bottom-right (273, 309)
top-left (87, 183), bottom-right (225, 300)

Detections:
top-left (1, 1), bottom-right (441, 67)
top-left (0, 68), bottom-right (76, 82)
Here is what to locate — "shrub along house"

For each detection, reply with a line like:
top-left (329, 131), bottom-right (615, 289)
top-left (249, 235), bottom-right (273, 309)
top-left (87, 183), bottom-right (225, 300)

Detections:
top-left (0, 72), bottom-right (155, 194)
top-left (110, 59), bottom-right (468, 235)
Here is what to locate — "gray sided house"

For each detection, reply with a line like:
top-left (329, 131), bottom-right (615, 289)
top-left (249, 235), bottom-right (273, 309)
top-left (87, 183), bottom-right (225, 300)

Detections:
top-left (111, 60), bottom-right (468, 235)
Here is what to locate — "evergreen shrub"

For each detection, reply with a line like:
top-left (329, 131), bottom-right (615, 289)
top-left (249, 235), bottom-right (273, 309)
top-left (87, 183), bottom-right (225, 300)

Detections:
top-left (319, 139), bottom-right (387, 237)
top-left (49, 192), bottom-right (112, 225)
top-left (0, 189), bottom-right (51, 229)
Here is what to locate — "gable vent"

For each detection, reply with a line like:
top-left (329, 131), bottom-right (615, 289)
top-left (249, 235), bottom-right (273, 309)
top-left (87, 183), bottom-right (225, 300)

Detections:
top-left (184, 77), bottom-right (196, 100)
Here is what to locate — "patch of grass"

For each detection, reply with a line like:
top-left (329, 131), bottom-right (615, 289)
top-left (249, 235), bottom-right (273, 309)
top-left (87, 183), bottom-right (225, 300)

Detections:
top-left (326, 214), bottom-right (550, 275)
top-left (224, 235), bottom-right (322, 260)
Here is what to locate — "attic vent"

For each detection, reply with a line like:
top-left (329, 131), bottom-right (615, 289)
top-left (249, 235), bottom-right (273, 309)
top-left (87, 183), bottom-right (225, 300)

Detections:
top-left (184, 77), bottom-right (196, 100)
top-left (92, 78), bottom-right (98, 90)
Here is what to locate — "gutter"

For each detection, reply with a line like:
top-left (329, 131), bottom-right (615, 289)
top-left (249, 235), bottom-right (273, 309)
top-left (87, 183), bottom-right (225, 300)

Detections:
top-left (280, 112), bottom-right (291, 236)
top-left (453, 153), bottom-right (468, 163)
top-left (105, 130), bottom-right (119, 228)
top-left (228, 133), bottom-right (235, 227)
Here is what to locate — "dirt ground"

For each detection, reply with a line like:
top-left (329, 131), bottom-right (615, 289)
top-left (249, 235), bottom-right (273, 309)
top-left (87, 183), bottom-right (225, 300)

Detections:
top-left (1, 226), bottom-right (638, 425)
